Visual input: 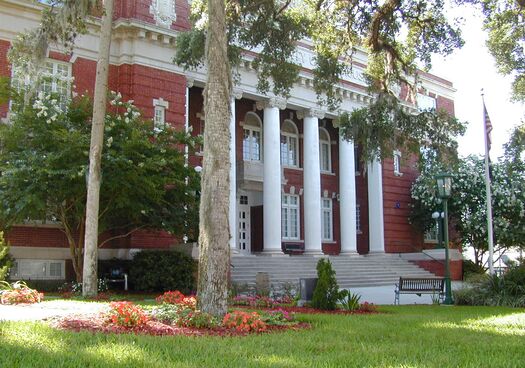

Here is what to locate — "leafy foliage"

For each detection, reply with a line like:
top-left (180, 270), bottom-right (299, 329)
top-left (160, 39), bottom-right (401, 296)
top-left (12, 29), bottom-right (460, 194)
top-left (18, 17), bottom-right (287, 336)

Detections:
top-left (0, 92), bottom-right (200, 281)
top-left (0, 280), bottom-right (44, 304)
top-left (454, 263), bottom-right (525, 307)
top-left (339, 93), bottom-right (466, 164)
top-left (311, 259), bottom-right (341, 310)
top-left (129, 250), bottom-right (196, 293)
top-left (0, 232), bottom-right (12, 282)
top-left (338, 290), bottom-right (362, 311)
top-left (222, 310), bottom-right (267, 332)
top-left (106, 301), bottom-right (150, 328)
top-left (410, 155), bottom-right (525, 267)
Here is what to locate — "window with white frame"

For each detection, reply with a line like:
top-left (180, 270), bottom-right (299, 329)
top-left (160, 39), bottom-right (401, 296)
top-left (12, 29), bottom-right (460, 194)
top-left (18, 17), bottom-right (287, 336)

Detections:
top-left (321, 198), bottom-right (333, 241)
top-left (424, 224), bottom-right (439, 243)
top-left (393, 150), bottom-right (402, 176)
top-left (356, 204), bottom-right (361, 233)
top-left (10, 259), bottom-right (65, 280)
top-left (242, 112), bottom-right (262, 161)
top-left (280, 120), bottom-right (299, 167)
top-left (12, 60), bottom-right (71, 106)
top-left (319, 128), bottom-right (331, 172)
top-left (153, 98), bottom-right (169, 131)
top-left (282, 194), bottom-right (300, 240)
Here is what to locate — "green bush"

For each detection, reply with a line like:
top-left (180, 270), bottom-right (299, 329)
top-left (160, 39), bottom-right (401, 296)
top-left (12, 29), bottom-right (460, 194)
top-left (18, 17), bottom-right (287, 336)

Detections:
top-left (129, 250), bottom-right (196, 293)
top-left (338, 289), bottom-right (361, 311)
top-left (311, 259), bottom-right (340, 310)
top-left (0, 232), bottom-right (13, 281)
top-left (454, 264), bottom-right (525, 307)
top-left (462, 259), bottom-right (485, 279)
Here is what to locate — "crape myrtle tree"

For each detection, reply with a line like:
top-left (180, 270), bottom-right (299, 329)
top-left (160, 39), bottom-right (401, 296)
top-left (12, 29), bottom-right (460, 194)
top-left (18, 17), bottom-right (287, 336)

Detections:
top-left (410, 154), bottom-right (525, 268)
top-left (0, 91), bottom-right (200, 282)
top-left (175, 0), bottom-right (468, 316)
top-left (8, 0), bottom-right (115, 296)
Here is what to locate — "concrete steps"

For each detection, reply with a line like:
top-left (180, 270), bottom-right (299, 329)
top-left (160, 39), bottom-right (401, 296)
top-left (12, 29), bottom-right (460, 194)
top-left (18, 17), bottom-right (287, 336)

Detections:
top-left (230, 253), bottom-right (437, 289)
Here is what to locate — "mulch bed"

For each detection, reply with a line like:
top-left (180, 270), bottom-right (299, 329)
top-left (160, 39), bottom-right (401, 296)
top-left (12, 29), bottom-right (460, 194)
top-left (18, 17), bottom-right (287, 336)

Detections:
top-left (50, 314), bottom-right (311, 337)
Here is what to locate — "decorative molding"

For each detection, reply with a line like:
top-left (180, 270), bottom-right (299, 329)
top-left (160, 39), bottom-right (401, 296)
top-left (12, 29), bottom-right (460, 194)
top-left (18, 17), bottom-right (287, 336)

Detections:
top-left (149, 0), bottom-right (177, 28)
top-left (186, 77), bottom-right (194, 88)
top-left (153, 97), bottom-right (169, 108)
top-left (232, 88), bottom-right (243, 100)
top-left (256, 97), bottom-right (287, 111)
top-left (297, 108), bottom-right (325, 120)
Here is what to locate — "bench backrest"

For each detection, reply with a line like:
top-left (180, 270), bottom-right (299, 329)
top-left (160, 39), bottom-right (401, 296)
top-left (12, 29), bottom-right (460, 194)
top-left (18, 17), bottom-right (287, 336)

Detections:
top-left (399, 277), bottom-right (444, 292)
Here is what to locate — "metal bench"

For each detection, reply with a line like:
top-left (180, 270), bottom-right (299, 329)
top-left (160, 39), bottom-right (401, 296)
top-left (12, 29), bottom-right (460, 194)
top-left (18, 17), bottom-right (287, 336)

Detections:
top-left (394, 277), bottom-right (444, 305)
top-left (283, 242), bottom-right (304, 254)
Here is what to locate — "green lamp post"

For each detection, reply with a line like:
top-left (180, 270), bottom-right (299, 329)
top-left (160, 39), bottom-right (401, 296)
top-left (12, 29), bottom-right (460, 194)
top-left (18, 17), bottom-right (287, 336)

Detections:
top-left (435, 173), bottom-right (454, 305)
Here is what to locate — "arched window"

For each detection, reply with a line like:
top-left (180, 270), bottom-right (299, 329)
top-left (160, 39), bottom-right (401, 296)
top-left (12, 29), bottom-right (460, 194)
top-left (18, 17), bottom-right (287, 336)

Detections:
top-left (319, 128), bottom-right (331, 172)
top-left (281, 120), bottom-right (299, 167)
top-left (242, 112), bottom-right (262, 161)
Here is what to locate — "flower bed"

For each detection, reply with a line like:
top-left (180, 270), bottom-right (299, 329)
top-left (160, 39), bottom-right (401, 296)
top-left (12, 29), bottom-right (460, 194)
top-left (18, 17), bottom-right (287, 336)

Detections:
top-left (0, 281), bottom-right (44, 305)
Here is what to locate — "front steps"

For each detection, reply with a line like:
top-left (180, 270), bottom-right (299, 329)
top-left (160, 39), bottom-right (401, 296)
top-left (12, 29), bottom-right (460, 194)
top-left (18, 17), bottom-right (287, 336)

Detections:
top-left (230, 253), bottom-right (437, 289)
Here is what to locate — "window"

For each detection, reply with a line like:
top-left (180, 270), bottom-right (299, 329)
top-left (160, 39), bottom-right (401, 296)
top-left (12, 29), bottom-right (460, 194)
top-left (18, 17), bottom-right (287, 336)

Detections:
top-left (393, 150), bottom-right (402, 176)
top-left (424, 224), bottom-right (439, 243)
top-left (319, 128), bottom-right (331, 172)
top-left (321, 198), bottom-right (333, 241)
top-left (242, 112), bottom-right (262, 161)
top-left (10, 259), bottom-right (65, 280)
top-left (356, 204), bottom-right (361, 233)
top-left (12, 59), bottom-right (71, 106)
top-left (281, 120), bottom-right (299, 167)
top-left (153, 98), bottom-right (169, 132)
top-left (282, 194), bottom-right (300, 240)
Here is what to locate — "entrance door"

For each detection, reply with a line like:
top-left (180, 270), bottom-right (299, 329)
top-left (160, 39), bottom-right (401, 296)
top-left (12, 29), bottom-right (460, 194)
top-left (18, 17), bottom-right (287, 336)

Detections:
top-left (251, 205), bottom-right (263, 252)
top-left (237, 194), bottom-right (251, 252)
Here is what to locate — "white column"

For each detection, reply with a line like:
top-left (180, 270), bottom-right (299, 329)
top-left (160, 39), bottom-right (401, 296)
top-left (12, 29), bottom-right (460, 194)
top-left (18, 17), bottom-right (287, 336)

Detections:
top-left (367, 159), bottom-right (385, 252)
top-left (258, 98), bottom-right (286, 253)
top-left (229, 91), bottom-right (242, 252)
top-left (339, 134), bottom-right (357, 254)
top-left (301, 109), bottom-right (324, 254)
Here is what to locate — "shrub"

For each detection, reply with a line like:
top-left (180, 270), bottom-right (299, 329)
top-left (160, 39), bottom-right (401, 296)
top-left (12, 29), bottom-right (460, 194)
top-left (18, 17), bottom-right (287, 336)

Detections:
top-left (222, 310), bottom-right (267, 332)
top-left (263, 308), bottom-right (295, 325)
top-left (129, 250), bottom-right (196, 292)
top-left (156, 290), bottom-right (185, 305)
top-left (338, 290), bottom-right (361, 311)
top-left (358, 302), bottom-right (378, 313)
top-left (311, 259), bottom-right (340, 310)
top-left (0, 281), bottom-right (43, 304)
top-left (463, 259), bottom-right (486, 278)
top-left (153, 294), bottom-right (216, 329)
top-left (0, 232), bottom-right (13, 281)
top-left (176, 308), bottom-right (218, 329)
top-left (106, 301), bottom-right (149, 328)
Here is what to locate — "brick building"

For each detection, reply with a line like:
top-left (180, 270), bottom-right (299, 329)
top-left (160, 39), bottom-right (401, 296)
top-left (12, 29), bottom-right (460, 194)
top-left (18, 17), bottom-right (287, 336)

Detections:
top-left (0, 0), bottom-right (462, 283)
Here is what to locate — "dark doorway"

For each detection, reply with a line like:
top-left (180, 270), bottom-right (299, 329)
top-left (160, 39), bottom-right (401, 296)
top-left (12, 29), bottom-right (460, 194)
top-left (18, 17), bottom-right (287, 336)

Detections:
top-left (250, 205), bottom-right (263, 252)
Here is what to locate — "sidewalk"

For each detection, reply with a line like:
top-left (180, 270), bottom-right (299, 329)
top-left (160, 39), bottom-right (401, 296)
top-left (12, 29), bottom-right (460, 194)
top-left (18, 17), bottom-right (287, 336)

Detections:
top-left (349, 281), bottom-right (464, 305)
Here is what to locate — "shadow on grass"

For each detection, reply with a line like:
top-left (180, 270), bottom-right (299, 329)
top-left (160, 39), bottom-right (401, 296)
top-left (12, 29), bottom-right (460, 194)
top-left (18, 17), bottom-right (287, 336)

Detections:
top-left (1, 307), bottom-right (524, 368)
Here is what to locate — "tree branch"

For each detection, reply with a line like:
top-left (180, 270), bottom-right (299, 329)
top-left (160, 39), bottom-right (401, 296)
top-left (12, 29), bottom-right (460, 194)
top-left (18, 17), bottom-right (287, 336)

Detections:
top-left (98, 226), bottom-right (145, 248)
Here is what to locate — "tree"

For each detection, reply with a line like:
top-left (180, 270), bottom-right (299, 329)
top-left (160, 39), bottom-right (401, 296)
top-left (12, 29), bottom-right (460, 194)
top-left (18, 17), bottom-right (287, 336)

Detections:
top-left (176, 0), bottom-right (467, 316)
top-left (0, 92), bottom-right (200, 282)
top-left (8, 0), bottom-right (114, 296)
top-left (410, 155), bottom-right (525, 268)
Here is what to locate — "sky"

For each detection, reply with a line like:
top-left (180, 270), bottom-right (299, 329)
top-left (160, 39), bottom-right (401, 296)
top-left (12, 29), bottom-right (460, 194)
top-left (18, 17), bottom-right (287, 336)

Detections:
top-left (430, 7), bottom-right (525, 160)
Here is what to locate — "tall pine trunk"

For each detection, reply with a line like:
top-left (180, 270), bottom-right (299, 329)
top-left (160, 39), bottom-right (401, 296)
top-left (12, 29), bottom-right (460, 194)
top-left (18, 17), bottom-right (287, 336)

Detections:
top-left (82, 0), bottom-right (114, 297)
top-left (197, 0), bottom-right (232, 317)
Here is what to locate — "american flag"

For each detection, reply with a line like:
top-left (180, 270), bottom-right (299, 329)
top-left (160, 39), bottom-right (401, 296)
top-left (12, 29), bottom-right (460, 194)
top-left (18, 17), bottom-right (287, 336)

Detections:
top-left (483, 101), bottom-right (493, 153)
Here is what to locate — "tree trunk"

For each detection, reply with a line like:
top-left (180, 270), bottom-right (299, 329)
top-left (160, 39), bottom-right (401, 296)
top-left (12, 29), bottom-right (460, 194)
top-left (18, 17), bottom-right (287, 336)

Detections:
top-left (197, 0), bottom-right (232, 317)
top-left (82, 0), bottom-right (114, 297)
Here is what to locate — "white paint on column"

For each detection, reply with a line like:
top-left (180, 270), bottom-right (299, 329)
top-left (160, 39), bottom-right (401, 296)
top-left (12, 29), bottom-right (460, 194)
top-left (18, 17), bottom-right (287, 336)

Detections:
top-left (368, 159), bottom-right (385, 253)
top-left (229, 96), bottom-right (237, 252)
top-left (302, 110), bottom-right (323, 254)
top-left (260, 98), bottom-right (286, 253)
top-left (339, 134), bottom-right (357, 254)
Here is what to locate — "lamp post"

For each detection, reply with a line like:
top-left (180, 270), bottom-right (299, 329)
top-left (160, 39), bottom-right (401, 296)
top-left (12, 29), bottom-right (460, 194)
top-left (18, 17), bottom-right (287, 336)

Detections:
top-left (431, 211), bottom-right (443, 249)
top-left (435, 173), bottom-right (454, 305)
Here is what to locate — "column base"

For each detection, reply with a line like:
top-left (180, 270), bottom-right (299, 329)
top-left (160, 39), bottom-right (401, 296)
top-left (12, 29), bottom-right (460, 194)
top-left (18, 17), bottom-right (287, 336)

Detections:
top-left (303, 250), bottom-right (325, 256)
top-left (338, 251), bottom-right (359, 256)
top-left (262, 249), bottom-right (285, 256)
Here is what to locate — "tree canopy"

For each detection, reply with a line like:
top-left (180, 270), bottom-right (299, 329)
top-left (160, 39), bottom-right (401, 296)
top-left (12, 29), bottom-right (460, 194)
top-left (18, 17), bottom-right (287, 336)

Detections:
top-left (0, 91), bottom-right (200, 281)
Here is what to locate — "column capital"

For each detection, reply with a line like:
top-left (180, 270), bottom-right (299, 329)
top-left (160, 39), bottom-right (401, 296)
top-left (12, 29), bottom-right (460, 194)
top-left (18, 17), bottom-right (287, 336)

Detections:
top-left (256, 97), bottom-right (287, 111)
top-left (232, 88), bottom-right (243, 100)
top-left (297, 108), bottom-right (325, 120)
top-left (186, 77), bottom-right (194, 88)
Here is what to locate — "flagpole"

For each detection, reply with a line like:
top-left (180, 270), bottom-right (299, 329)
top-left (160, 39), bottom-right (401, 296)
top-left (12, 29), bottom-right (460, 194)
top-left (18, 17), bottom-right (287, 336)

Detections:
top-left (481, 89), bottom-right (495, 275)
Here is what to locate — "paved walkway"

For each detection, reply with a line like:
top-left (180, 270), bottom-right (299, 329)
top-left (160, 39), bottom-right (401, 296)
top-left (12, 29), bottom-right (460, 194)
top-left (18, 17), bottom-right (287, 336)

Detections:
top-left (0, 300), bottom-right (108, 322)
top-left (350, 281), bottom-right (464, 305)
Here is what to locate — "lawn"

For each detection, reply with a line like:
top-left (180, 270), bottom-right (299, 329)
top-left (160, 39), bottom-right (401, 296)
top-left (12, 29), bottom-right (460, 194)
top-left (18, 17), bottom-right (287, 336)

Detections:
top-left (1, 305), bottom-right (524, 368)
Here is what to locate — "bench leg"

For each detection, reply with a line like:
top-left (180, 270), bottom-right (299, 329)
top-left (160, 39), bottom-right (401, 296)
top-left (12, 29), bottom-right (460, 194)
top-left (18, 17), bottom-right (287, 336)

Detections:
top-left (394, 291), bottom-right (399, 305)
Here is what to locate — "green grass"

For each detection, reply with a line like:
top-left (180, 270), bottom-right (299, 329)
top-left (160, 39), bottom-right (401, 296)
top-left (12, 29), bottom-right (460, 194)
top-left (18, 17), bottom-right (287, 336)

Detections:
top-left (1, 306), bottom-right (524, 367)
